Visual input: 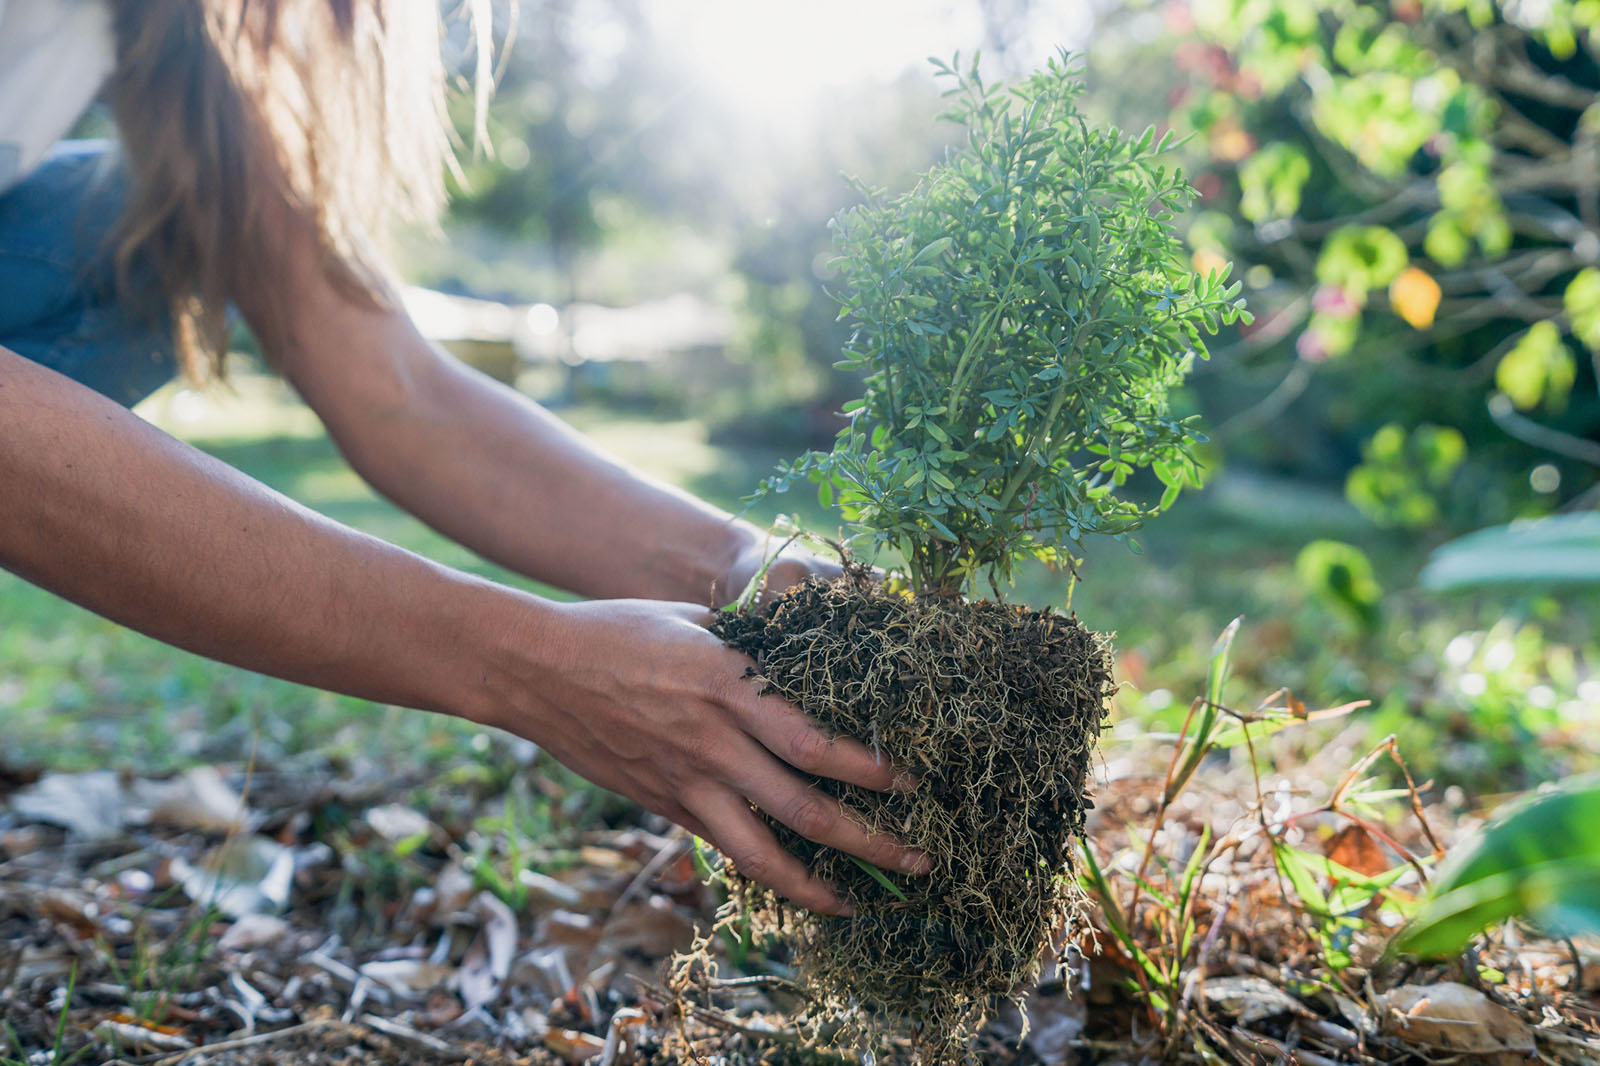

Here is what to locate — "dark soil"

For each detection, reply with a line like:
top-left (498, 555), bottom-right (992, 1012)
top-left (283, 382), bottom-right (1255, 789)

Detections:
top-left (709, 569), bottom-right (1112, 1056)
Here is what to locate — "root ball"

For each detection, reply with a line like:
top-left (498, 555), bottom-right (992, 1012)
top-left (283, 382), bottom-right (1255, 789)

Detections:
top-left (709, 570), bottom-right (1112, 1054)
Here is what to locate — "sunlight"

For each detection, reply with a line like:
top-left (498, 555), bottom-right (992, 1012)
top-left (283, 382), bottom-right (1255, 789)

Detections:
top-left (645, 0), bottom-right (1089, 124)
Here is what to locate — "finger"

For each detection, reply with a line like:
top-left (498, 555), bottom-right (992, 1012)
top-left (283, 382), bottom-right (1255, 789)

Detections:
top-left (665, 601), bottom-right (717, 628)
top-left (761, 555), bottom-right (837, 598)
top-left (740, 761), bottom-right (931, 877)
top-left (732, 687), bottom-right (914, 794)
top-left (692, 790), bottom-right (852, 915)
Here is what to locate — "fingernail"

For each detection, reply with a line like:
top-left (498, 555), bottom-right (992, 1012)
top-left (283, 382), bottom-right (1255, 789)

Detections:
top-left (900, 851), bottom-right (933, 875)
top-left (890, 772), bottom-right (919, 793)
top-left (835, 898), bottom-right (856, 916)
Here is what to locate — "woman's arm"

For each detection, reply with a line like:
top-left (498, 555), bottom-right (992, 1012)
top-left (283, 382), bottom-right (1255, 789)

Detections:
top-left (0, 346), bottom-right (924, 913)
top-left (252, 238), bottom-right (793, 607)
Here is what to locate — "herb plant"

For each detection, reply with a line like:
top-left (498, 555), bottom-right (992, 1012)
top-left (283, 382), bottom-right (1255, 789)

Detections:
top-left (768, 53), bottom-right (1251, 597)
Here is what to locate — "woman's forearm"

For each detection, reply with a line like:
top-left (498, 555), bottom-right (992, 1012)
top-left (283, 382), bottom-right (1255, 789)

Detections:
top-left (0, 344), bottom-right (527, 721)
top-left (323, 325), bottom-right (759, 604)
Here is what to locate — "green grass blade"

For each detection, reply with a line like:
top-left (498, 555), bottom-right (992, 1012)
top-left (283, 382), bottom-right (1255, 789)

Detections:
top-left (1165, 617), bottom-right (1240, 804)
top-left (846, 855), bottom-right (909, 902)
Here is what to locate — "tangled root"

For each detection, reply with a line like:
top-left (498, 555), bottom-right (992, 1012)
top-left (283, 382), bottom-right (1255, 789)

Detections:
top-left (706, 569), bottom-right (1112, 1058)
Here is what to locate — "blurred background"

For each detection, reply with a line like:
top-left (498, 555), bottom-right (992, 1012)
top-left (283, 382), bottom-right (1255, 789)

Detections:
top-left (7, 0), bottom-right (1599, 801)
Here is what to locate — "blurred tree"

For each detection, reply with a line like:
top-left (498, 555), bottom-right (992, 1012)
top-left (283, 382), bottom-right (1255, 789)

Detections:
top-left (432, 1), bottom-right (958, 434)
top-left (1094, 0), bottom-right (1599, 531)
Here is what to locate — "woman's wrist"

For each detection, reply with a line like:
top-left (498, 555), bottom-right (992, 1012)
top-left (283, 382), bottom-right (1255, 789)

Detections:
top-left (432, 578), bottom-right (558, 737)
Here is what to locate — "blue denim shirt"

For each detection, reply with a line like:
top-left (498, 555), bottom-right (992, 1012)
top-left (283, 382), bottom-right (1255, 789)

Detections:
top-left (0, 140), bottom-right (177, 407)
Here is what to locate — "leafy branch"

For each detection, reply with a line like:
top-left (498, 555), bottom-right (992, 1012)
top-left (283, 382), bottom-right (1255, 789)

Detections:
top-left (760, 52), bottom-right (1249, 597)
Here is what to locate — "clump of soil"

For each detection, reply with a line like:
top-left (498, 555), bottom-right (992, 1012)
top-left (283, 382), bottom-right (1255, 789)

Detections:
top-left (709, 568), bottom-right (1112, 1055)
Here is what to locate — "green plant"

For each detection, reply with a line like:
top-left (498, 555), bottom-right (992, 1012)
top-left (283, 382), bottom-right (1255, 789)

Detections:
top-left (765, 52), bottom-right (1249, 597)
top-left (96, 898), bottom-right (224, 1028)
top-left (1080, 621), bottom-right (1438, 1056)
top-left (0, 963), bottom-right (92, 1066)
top-left (1397, 773), bottom-right (1600, 957)
top-left (1116, 0), bottom-right (1600, 527)
top-left (1421, 512), bottom-right (1600, 590)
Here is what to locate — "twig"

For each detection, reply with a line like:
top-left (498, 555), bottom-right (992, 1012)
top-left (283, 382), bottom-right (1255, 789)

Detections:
top-left (359, 1012), bottom-right (468, 1061)
top-left (148, 1019), bottom-right (343, 1066)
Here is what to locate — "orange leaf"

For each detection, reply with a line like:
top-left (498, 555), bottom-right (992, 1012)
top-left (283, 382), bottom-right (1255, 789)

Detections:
top-left (1325, 824), bottom-right (1390, 878)
top-left (1389, 266), bottom-right (1441, 329)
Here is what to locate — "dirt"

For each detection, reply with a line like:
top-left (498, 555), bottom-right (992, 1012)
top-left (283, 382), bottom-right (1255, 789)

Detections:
top-left (709, 569), bottom-right (1112, 1057)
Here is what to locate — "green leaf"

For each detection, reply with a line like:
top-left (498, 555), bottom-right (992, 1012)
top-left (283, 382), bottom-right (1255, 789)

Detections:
top-left (1164, 618), bottom-right (1239, 805)
top-left (1395, 774), bottom-right (1600, 957)
top-left (1295, 540), bottom-right (1383, 631)
top-left (1421, 514), bottom-right (1600, 591)
top-left (1239, 143), bottom-right (1311, 222)
top-left (1495, 321), bottom-right (1576, 411)
top-left (910, 236), bottom-right (954, 264)
top-left (1564, 268), bottom-right (1600, 352)
top-left (1317, 224), bottom-right (1409, 292)
top-left (1271, 838), bottom-right (1333, 919)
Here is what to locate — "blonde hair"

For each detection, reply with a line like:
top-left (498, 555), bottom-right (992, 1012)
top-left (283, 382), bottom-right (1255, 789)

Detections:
top-left (105, 0), bottom-right (479, 380)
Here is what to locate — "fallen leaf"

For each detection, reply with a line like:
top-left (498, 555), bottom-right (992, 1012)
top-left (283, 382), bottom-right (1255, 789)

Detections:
top-left (92, 1017), bottom-right (194, 1053)
top-left (1378, 982), bottom-right (1535, 1063)
top-left (10, 770), bottom-right (126, 838)
top-left (217, 912), bottom-right (291, 951)
top-left (519, 868), bottom-right (583, 909)
top-left (598, 895), bottom-right (697, 959)
top-left (457, 890), bottom-right (518, 1009)
top-left (1202, 975), bottom-right (1306, 1025)
top-left (137, 766), bottom-right (250, 833)
top-left (366, 802), bottom-right (432, 843)
top-left (361, 958), bottom-right (457, 997)
top-left (171, 837), bottom-right (295, 917)
top-left (1326, 824), bottom-right (1391, 878)
top-left (36, 889), bottom-right (104, 939)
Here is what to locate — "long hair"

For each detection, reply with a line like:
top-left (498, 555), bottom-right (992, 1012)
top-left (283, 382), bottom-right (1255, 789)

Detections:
top-left (104, 0), bottom-right (476, 381)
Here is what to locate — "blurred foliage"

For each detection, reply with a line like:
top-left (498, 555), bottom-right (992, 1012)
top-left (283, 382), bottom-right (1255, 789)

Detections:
top-left (1092, 0), bottom-right (1599, 528)
top-left (1422, 511), bottom-right (1600, 588)
top-left (1398, 772), bottom-right (1600, 957)
top-left (427, 0), bottom-right (960, 434)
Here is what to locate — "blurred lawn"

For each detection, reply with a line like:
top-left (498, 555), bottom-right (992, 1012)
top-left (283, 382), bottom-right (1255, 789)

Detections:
top-left (4, 371), bottom-right (1593, 789)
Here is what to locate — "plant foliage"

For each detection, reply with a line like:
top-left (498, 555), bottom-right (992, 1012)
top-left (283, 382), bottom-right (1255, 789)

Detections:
top-left (1397, 773), bottom-right (1600, 957)
top-left (764, 53), bottom-right (1250, 596)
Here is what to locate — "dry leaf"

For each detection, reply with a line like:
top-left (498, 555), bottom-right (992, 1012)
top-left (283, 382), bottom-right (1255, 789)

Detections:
top-left (360, 958), bottom-right (457, 997)
top-left (519, 868), bottom-right (583, 909)
top-left (171, 836), bottom-right (294, 917)
top-left (1325, 824), bottom-right (1390, 878)
top-left (92, 1017), bottom-right (194, 1053)
top-left (217, 912), bottom-right (291, 951)
top-left (137, 766), bottom-right (250, 833)
top-left (1378, 982), bottom-right (1535, 1063)
top-left (1201, 975), bottom-right (1306, 1025)
top-left (598, 896), bottom-right (697, 959)
top-left (10, 770), bottom-right (126, 838)
top-left (365, 802), bottom-right (432, 843)
top-left (457, 890), bottom-right (519, 1010)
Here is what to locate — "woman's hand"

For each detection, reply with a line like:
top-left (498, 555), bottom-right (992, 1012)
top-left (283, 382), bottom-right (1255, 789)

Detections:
top-left (485, 596), bottom-right (926, 915)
